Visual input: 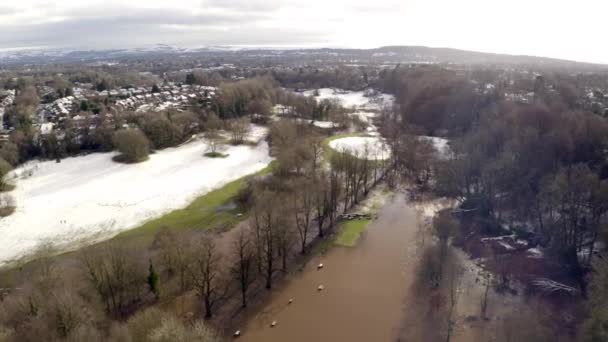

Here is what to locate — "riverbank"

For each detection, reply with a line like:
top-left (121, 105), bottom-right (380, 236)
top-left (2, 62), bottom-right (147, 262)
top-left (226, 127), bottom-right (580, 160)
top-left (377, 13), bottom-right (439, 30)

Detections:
top-left (230, 190), bottom-right (409, 342)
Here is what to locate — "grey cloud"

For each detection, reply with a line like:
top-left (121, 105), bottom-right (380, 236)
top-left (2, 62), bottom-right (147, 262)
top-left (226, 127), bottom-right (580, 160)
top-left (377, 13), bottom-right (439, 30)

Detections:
top-left (0, 5), bottom-right (18, 16)
top-left (202, 0), bottom-right (284, 12)
top-left (0, 12), bottom-right (326, 49)
top-left (350, 2), bottom-right (406, 13)
top-left (64, 6), bottom-right (267, 25)
top-left (0, 1), bottom-right (325, 50)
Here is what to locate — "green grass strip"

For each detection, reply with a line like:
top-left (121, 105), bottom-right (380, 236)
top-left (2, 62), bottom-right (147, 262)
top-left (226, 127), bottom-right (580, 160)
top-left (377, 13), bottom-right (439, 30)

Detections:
top-left (115, 161), bottom-right (275, 242)
top-left (335, 218), bottom-right (372, 247)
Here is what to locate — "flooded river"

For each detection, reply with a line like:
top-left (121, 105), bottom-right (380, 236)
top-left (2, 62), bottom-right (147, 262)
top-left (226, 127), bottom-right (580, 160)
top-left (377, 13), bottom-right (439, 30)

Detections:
top-left (238, 192), bottom-right (420, 341)
top-left (235, 192), bottom-right (573, 342)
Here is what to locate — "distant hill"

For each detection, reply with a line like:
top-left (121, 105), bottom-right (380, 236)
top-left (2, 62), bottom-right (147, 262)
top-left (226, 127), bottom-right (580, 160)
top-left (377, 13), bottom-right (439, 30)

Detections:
top-left (0, 45), bottom-right (605, 70)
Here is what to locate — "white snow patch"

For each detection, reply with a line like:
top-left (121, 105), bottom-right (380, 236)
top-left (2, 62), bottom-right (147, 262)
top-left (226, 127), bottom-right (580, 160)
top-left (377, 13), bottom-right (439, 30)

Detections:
top-left (418, 136), bottom-right (450, 159)
top-left (296, 119), bottom-right (339, 129)
top-left (246, 124), bottom-right (269, 143)
top-left (527, 248), bottom-right (544, 259)
top-left (498, 241), bottom-right (515, 251)
top-left (329, 136), bottom-right (390, 160)
top-left (480, 234), bottom-right (515, 242)
top-left (0, 138), bottom-right (272, 266)
top-left (311, 121), bottom-right (337, 128)
top-left (302, 88), bottom-right (394, 111)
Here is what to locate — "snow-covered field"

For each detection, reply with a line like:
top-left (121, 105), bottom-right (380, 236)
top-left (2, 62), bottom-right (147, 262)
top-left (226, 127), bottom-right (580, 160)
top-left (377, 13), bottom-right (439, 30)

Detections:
top-left (0, 134), bottom-right (272, 266)
top-left (302, 88), bottom-right (394, 111)
top-left (329, 136), bottom-right (391, 160)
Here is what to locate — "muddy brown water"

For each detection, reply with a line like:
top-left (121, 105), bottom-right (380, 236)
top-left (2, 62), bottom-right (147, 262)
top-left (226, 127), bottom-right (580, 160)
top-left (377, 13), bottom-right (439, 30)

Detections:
top-left (235, 192), bottom-right (573, 342)
top-left (237, 192), bottom-right (420, 342)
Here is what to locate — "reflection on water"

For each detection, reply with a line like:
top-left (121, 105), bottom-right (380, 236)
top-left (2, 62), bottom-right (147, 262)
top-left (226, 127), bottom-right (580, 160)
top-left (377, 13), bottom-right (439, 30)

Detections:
top-left (235, 192), bottom-right (572, 342)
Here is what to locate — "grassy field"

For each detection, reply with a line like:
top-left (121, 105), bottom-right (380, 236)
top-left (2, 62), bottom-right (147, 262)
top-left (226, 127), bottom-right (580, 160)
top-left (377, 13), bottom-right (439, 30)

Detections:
top-left (330, 188), bottom-right (389, 248)
top-left (115, 161), bottom-right (275, 242)
top-left (334, 218), bottom-right (372, 247)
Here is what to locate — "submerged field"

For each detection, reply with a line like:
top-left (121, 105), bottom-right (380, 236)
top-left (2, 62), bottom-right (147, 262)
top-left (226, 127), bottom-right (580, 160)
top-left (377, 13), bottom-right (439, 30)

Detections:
top-left (0, 133), bottom-right (272, 266)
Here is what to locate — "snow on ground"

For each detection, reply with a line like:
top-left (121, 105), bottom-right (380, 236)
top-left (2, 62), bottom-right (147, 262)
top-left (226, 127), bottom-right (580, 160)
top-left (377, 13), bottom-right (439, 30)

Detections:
top-left (498, 241), bottom-right (516, 251)
top-left (419, 136), bottom-right (450, 159)
top-left (527, 248), bottom-right (544, 259)
top-left (218, 124), bottom-right (268, 144)
top-left (0, 136), bottom-right (272, 266)
top-left (301, 88), bottom-right (394, 111)
top-left (311, 121), bottom-right (336, 128)
top-left (297, 88), bottom-right (394, 134)
top-left (295, 118), bottom-right (339, 129)
top-left (302, 88), bottom-right (368, 108)
top-left (352, 111), bottom-right (378, 123)
top-left (245, 124), bottom-right (269, 143)
top-left (329, 136), bottom-right (391, 160)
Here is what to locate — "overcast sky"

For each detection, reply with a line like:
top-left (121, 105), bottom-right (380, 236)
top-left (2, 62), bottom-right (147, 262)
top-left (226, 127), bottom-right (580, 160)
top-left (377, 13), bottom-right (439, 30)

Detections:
top-left (0, 0), bottom-right (606, 64)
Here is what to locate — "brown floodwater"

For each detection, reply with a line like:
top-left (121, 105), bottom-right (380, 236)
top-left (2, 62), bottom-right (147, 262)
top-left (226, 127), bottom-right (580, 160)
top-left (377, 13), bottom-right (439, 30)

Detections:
top-left (237, 192), bottom-right (419, 342)
top-left (235, 192), bottom-right (573, 342)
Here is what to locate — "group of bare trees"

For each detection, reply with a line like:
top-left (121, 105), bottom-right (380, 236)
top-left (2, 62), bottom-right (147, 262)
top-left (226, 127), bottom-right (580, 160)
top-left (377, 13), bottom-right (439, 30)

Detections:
top-left (383, 62), bottom-right (608, 274)
top-left (430, 105), bottom-right (608, 274)
top-left (184, 120), bottom-right (394, 313)
top-left (381, 64), bottom-right (608, 341)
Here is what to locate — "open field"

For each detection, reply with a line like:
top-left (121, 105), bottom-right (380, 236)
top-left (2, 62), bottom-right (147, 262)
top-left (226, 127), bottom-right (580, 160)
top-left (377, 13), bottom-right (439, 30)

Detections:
top-left (321, 133), bottom-right (371, 163)
top-left (115, 161), bottom-right (275, 242)
top-left (0, 133), bottom-right (272, 266)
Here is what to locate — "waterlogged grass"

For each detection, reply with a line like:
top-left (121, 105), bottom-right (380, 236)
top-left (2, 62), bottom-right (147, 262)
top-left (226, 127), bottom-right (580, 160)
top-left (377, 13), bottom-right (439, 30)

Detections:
top-left (115, 161), bottom-right (275, 242)
top-left (335, 218), bottom-right (372, 247)
top-left (204, 152), bottom-right (230, 158)
top-left (331, 189), bottom-right (389, 248)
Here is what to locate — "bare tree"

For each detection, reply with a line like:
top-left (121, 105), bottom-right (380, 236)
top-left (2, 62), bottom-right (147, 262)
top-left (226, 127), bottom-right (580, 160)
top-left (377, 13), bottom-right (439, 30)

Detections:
top-left (276, 212), bottom-right (296, 273)
top-left (188, 236), bottom-right (225, 318)
top-left (113, 128), bottom-right (150, 163)
top-left (307, 134), bottom-right (324, 172)
top-left (226, 117), bottom-right (250, 145)
top-left (444, 254), bottom-right (463, 342)
top-left (291, 179), bottom-right (315, 254)
top-left (253, 190), bottom-right (280, 289)
top-left (204, 112), bottom-right (223, 154)
top-left (81, 247), bottom-right (144, 318)
top-left (231, 227), bottom-right (256, 308)
top-left (313, 173), bottom-right (329, 238)
top-left (0, 158), bottom-right (13, 192)
top-left (154, 229), bottom-right (192, 292)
